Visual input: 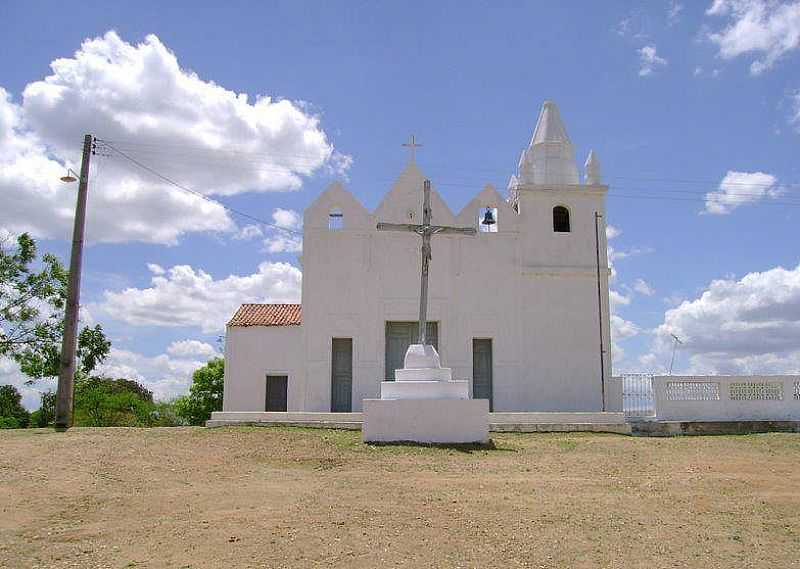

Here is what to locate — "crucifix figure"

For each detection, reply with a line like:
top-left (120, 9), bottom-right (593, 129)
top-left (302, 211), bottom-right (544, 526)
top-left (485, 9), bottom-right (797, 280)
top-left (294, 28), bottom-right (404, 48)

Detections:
top-left (402, 134), bottom-right (422, 163)
top-left (377, 178), bottom-right (477, 345)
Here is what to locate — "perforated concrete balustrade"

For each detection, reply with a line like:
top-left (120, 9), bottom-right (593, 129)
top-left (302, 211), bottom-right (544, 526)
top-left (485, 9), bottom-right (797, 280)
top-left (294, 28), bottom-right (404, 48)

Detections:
top-left (652, 376), bottom-right (800, 422)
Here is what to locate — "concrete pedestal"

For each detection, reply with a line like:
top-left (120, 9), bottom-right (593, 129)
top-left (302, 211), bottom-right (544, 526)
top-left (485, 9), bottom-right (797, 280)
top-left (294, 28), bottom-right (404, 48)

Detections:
top-left (362, 343), bottom-right (489, 444)
top-left (362, 398), bottom-right (489, 443)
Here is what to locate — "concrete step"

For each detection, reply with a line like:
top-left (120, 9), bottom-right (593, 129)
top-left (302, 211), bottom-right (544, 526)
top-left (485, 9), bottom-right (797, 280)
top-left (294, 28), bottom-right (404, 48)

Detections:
top-left (208, 410), bottom-right (629, 434)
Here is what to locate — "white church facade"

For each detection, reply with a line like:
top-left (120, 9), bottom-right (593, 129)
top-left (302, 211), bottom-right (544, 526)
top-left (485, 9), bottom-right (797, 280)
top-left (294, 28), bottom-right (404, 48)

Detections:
top-left (222, 101), bottom-right (613, 414)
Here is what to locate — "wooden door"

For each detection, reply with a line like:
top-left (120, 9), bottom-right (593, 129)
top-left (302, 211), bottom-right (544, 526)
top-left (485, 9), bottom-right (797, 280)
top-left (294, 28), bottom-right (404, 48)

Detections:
top-left (331, 338), bottom-right (353, 412)
top-left (385, 322), bottom-right (438, 380)
top-left (265, 375), bottom-right (288, 412)
top-left (472, 339), bottom-right (493, 411)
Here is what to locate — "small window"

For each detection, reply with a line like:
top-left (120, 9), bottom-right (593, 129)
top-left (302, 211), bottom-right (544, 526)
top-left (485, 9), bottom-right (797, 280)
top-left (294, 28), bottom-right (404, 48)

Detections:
top-left (478, 207), bottom-right (498, 233)
top-left (553, 206), bottom-right (570, 233)
top-left (328, 208), bottom-right (343, 230)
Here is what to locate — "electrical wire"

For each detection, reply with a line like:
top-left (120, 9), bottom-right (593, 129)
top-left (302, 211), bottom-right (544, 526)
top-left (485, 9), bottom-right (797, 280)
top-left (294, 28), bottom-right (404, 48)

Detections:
top-left (97, 140), bottom-right (303, 236)
top-left (90, 138), bottom-right (800, 190)
top-left (94, 137), bottom-right (800, 212)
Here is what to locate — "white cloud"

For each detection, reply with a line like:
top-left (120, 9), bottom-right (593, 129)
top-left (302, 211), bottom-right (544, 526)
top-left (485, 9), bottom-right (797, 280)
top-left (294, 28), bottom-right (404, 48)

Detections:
top-left (706, 0), bottom-right (800, 74)
top-left (606, 225), bottom-right (621, 240)
top-left (633, 278), bottom-right (655, 296)
top-left (98, 261), bottom-right (301, 333)
top-left (611, 315), bottom-right (640, 364)
top-left (263, 233), bottom-right (303, 253)
top-left (791, 88), bottom-right (800, 128)
top-left (1, 338), bottom-right (220, 410)
top-left (234, 224), bottom-right (264, 241)
top-left (97, 346), bottom-right (210, 401)
top-left (147, 263), bottom-right (166, 276)
top-left (0, 31), bottom-right (347, 244)
top-left (616, 12), bottom-right (650, 40)
top-left (272, 208), bottom-right (302, 230)
top-left (704, 170), bottom-right (780, 214)
top-left (651, 263), bottom-right (800, 374)
top-left (0, 358), bottom-right (48, 411)
top-left (262, 208), bottom-right (303, 253)
top-left (668, 1), bottom-right (685, 25)
top-left (166, 339), bottom-right (220, 359)
top-left (610, 289), bottom-right (631, 307)
top-left (638, 45), bottom-right (668, 76)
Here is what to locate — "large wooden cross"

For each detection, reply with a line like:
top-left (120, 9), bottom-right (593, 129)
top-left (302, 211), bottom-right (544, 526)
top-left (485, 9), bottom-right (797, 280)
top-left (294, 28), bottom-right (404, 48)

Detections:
top-left (377, 179), bottom-right (477, 345)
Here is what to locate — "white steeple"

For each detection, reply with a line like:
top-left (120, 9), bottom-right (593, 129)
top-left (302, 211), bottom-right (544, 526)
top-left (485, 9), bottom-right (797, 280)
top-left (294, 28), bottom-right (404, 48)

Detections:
top-left (584, 150), bottom-right (602, 185)
top-left (516, 100), bottom-right (579, 186)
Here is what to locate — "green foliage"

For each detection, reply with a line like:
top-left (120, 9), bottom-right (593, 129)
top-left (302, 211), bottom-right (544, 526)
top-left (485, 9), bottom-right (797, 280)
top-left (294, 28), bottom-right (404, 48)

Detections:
top-left (30, 390), bottom-right (55, 427)
top-left (0, 384), bottom-right (30, 428)
top-left (150, 401), bottom-right (187, 427)
top-left (0, 416), bottom-right (21, 429)
top-left (174, 358), bottom-right (224, 425)
top-left (71, 376), bottom-right (183, 427)
top-left (0, 232), bottom-right (111, 384)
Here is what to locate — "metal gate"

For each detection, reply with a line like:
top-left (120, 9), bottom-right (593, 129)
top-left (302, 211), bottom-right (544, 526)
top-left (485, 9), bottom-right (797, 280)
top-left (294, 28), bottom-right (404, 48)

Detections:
top-left (622, 373), bottom-right (655, 419)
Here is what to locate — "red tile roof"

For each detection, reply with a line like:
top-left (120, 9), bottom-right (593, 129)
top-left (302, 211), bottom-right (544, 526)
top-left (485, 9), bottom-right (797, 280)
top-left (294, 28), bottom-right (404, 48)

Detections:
top-left (228, 304), bottom-right (302, 327)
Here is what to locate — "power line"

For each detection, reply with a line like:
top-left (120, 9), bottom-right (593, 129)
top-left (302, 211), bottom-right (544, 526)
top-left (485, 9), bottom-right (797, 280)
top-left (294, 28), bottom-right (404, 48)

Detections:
top-left (97, 140), bottom-right (303, 236)
top-left (95, 138), bottom-right (800, 215)
top-left (89, 139), bottom-right (800, 190)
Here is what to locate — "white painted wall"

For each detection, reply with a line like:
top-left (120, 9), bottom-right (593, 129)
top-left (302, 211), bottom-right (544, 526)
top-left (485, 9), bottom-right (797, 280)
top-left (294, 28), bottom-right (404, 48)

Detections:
top-left (222, 325), bottom-right (303, 412)
top-left (652, 375), bottom-right (800, 421)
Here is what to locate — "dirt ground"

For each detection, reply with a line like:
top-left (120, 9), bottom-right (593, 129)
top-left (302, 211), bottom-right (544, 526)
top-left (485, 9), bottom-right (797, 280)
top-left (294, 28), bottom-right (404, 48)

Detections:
top-left (1, 427), bottom-right (799, 569)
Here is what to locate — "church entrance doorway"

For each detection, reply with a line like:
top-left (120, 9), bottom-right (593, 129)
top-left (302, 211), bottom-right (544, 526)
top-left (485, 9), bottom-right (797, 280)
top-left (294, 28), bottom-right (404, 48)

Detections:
top-left (265, 375), bottom-right (287, 412)
top-left (472, 338), bottom-right (493, 411)
top-left (331, 338), bottom-right (353, 412)
top-left (385, 321), bottom-right (438, 380)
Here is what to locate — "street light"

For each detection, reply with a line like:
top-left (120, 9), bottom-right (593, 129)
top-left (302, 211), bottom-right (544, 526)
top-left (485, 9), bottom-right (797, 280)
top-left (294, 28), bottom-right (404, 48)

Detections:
top-left (60, 168), bottom-right (79, 183)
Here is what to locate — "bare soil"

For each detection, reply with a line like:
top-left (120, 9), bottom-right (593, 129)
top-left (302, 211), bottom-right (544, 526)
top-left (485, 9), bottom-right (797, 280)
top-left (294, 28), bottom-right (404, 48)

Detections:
top-left (1, 427), bottom-right (799, 568)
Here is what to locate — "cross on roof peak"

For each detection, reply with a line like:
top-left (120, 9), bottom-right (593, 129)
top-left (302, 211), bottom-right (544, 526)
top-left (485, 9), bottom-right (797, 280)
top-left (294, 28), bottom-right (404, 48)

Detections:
top-left (402, 135), bottom-right (422, 163)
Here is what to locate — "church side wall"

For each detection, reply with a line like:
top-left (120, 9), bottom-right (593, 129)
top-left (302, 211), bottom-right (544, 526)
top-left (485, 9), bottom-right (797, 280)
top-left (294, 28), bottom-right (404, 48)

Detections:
top-left (223, 325), bottom-right (304, 412)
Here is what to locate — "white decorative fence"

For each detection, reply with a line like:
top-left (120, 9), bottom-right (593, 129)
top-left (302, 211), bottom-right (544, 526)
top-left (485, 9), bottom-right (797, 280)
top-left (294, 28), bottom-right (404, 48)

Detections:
top-left (621, 373), bottom-right (655, 419)
top-left (652, 375), bottom-right (800, 421)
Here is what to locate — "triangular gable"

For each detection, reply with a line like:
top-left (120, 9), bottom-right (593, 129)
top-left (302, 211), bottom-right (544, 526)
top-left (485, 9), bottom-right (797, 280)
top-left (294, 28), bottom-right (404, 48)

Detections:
top-left (373, 162), bottom-right (456, 226)
top-left (304, 182), bottom-right (373, 229)
top-left (455, 184), bottom-right (519, 231)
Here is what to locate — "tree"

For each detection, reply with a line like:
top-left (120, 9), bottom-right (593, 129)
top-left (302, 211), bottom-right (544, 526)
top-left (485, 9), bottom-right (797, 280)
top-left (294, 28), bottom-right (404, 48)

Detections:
top-left (0, 233), bottom-right (111, 383)
top-left (71, 376), bottom-right (183, 427)
top-left (0, 384), bottom-right (30, 428)
top-left (29, 391), bottom-right (55, 427)
top-left (174, 358), bottom-right (224, 425)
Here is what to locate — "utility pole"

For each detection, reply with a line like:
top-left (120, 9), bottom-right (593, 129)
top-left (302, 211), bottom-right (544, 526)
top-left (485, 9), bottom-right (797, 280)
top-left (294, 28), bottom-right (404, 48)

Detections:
top-left (594, 211), bottom-right (606, 412)
top-left (55, 134), bottom-right (93, 431)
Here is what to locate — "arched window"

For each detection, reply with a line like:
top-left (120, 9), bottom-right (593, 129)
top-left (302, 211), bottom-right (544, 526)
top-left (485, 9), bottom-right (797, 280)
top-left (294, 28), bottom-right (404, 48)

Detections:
top-left (553, 206), bottom-right (570, 233)
top-left (328, 208), bottom-right (343, 230)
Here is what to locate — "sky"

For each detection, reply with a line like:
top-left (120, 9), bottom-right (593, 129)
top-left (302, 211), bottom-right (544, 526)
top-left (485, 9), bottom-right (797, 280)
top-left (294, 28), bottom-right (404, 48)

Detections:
top-left (2, 0), bottom-right (800, 409)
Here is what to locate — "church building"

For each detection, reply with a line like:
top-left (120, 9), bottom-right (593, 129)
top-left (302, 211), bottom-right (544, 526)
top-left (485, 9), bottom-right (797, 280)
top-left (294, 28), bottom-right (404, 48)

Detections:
top-left (222, 100), bottom-right (612, 413)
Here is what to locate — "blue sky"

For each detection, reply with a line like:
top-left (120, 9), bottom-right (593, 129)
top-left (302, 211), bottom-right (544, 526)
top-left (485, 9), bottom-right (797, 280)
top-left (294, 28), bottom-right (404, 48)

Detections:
top-left (2, 1), bottom-right (800, 407)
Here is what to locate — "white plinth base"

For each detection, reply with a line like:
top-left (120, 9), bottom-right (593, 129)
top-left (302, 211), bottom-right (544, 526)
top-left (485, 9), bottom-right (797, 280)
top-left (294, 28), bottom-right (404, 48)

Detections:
top-left (380, 379), bottom-right (469, 400)
top-left (362, 398), bottom-right (489, 443)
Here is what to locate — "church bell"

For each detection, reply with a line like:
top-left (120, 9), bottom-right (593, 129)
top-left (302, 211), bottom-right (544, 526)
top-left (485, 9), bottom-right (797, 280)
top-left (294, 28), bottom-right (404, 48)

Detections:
top-left (481, 208), bottom-right (496, 226)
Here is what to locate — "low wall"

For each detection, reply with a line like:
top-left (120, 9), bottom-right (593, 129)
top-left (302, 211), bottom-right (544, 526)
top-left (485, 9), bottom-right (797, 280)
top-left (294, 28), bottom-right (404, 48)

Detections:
top-left (652, 375), bottom-right (800, 421)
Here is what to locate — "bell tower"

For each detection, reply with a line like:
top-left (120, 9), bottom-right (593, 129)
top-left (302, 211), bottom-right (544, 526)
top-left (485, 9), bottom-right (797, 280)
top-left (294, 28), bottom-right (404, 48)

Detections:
top-left (509, 100), bottom-right (612, 410)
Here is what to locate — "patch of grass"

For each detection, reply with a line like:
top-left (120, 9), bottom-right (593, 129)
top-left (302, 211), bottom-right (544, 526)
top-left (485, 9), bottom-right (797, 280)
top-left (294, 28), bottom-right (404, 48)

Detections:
top-left (557, 439), bottom-right (579, 451)
top-left (364, 439), bottom-right (505, 454)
